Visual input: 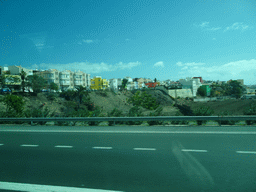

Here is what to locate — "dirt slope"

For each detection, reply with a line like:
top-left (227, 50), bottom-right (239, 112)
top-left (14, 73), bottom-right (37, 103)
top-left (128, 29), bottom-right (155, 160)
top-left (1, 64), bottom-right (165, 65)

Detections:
top-left (179, 98), bottom-right (256, 115)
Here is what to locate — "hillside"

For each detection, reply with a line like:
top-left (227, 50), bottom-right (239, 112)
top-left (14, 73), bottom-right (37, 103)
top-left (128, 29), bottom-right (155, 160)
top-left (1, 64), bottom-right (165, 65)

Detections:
top-left (0, 89), bottom-right (178, 117)
top-left (1, 90), bottom-right (255, 120)
top-left (177, 98), bottom-right (256, 115)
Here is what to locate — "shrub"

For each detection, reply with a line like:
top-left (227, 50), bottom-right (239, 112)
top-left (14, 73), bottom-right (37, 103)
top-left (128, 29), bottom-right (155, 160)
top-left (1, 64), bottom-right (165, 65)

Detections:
top-left (96, 90), bottom-right (108, 97)
top-left (171, 111), bottom-right (189, 125)
top-left (67, 109), bottom-right (89, 126)
top-left (24, 107), bottom-right (55, 125)
top-left (59, 90), bottom-right (76, 101)
top-left (244, 103), bottom-right (256, 125)
top-left (126, 106), bottom-right (143, 125)
top-left (127, 91), bottom-right (159, 110)
top-left (108, 108), bottom-right (124, 126)
top-left (54, 114), bottom-right (69, 126)
top-left (176, 104), bottom-right (194, 116)
top-left (88, 106), bottom-right (102, 126)
top-left (217, 111), bottom-right (236, 125)
top-left (147, 107), bottom-right (164, 126)
top-left (193, 106), bottom-right (214, 125)
top-left (47, 93), bottom-right (58, 101)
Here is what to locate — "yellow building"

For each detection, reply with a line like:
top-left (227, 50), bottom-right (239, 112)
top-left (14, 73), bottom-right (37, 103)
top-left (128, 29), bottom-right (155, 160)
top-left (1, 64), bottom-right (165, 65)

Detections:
top-left (90, 76), bottom-right (108, 90)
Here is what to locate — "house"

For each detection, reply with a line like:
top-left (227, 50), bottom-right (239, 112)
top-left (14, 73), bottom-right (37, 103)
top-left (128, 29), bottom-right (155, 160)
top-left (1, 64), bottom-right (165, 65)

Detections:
top-left (109, 78), bottom-right (118, 91)
top-left (193, 77), bottom-right (203, 83)
top-left (126, 81), bottom-right (134, 90)
top-left (90, 76), bottom-right (108, 90)
top-left (145, 82), bottom-right (158, 88)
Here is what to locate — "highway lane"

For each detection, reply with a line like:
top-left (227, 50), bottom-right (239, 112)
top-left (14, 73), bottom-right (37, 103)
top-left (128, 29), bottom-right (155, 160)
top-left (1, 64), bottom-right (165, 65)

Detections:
top-left (0, 126), bottom-right (256, 191)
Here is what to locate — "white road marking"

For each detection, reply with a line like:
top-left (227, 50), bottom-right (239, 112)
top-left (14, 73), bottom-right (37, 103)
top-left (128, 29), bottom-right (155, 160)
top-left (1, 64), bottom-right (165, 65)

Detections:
top-left (0, 144), bottom-right (4, 146)
top-left (133, 148), bottom-right (156, 151)
top-left (93, 147), bottom-right (113, 150)
top-left (20, 144), bottom-right (39, 147)
top-left (2, 130), bottom-right (256, 134)
top-left (0, 181), bottom-right (123, 192)
top-left (181, 149), bottom-right (208, 152)
top-left (236, 151), bottom-right (256, 154)
top-left (55, 145), bottom-right (73, 148)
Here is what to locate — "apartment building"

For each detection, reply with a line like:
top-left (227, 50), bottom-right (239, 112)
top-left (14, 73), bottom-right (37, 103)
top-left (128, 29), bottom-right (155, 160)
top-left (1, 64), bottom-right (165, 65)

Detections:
top-left (8, 65), bottom-right (33, 76)
top-left (59, 70), bottom-right (74, 90)
top-left (37, 69), bottom-right (60, 87)
top-left (86, 74), bottom-right (91, 89)
top-left (73, 70), bottom-right (86, 87)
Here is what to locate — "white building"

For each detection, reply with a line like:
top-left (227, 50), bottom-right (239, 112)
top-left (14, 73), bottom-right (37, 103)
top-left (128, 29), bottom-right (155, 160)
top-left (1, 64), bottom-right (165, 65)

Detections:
top-left (179, 77), bottom-right (202, 97)
top-left (124, 76), bottom-right (133, 83)
top-left (8, 65), bottom-right (33, 76)
top-left (109, 78), bottom-right (118, 91)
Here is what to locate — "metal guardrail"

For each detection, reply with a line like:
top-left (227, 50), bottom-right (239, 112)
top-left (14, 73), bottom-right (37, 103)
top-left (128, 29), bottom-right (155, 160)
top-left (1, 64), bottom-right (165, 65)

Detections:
top-left (0, 116), bottom-right (256, 124)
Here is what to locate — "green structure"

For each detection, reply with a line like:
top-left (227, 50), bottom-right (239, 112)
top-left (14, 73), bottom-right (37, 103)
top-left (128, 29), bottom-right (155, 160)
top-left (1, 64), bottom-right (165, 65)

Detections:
top-left (201, 85), bottom-right (211, 96)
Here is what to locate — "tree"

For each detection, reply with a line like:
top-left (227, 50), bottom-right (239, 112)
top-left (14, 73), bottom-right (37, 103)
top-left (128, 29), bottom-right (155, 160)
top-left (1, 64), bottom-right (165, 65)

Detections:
top-left (197, 86), bottom-right (206, 97)
top-left (49, 82), bottom-right (59, 92)
top-left (20, 69), bottom-right (27, 92)
top-left (229, 80), bottom-right (243, 98)
top-left (0, 75), bottom-right (6, 88)
top-left (121, 78), bottom-right (128, 90)
top-left (26, 74), bottom-right (47, 95)
top-left (75, 85), bottom-right (88, 104)
top-left (154, 78), bottom-right (157, 83)
top-left (1, 94), bottom-right (25, 115)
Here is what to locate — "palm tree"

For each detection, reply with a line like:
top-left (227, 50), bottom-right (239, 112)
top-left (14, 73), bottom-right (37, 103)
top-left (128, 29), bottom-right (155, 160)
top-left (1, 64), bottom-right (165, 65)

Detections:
top-left (20, 69), bottom-right (27, 92)
top-left (75, 85), bottom-right (88, 104)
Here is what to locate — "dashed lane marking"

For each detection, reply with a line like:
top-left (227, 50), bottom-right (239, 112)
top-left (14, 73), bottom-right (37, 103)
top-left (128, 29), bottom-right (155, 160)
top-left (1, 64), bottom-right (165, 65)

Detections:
top-left (20, 144), bottom-right (39, 147)
top-left (55, 145), bottom-right (73, 148)
top-left (133, 148), bottom-right (156, 151)
top-left (236, 151), bottom-right (256, 154)
top-left (181, 149), bottom-right (208, 152)
top-left (93, 147), bottom-right (113, 150)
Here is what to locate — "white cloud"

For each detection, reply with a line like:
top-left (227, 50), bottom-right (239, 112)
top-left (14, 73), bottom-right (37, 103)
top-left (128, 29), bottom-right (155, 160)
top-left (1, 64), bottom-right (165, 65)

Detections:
top-left (33, 61), bottom-right (141, 74)
top-left (176, 61), bottom-right (183, 66)
top-left (177, 59), bottom-right (256, 84)
top-left (199, 22), bottom-right (209, 28)
top-left (212, 38), bottom-right (216, 40)
top-left (224, 22), bottom-right (249, 32)
top-left (153, 61), bottom-right (164, 68)
top-left (207, 27), bottom-right (221, 31)
top-left (176, 62), bottom-right (205, 67)
top-left (82, 39), bottom-right (93, 43)
top-left (181, 66), bottom-right (188, 70)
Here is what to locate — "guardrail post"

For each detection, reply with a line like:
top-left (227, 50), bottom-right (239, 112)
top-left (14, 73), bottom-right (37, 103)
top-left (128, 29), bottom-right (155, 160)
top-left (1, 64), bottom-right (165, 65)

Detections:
top-left (113, 121), bottom-right (115, 126)
top-left (218, 116), bottom-right (221, 127)
top-left (31, 121), bottom-right (34, 126)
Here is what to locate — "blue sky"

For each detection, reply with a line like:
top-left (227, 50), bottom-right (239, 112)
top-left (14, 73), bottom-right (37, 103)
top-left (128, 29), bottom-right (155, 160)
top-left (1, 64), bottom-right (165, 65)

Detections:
top-left (1, 0), bottom-right (256, 84)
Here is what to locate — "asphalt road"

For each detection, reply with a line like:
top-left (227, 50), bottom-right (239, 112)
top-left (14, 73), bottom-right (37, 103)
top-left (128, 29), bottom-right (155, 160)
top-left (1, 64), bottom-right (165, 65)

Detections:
top-left (1, 126), bottom-right (256, 192)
